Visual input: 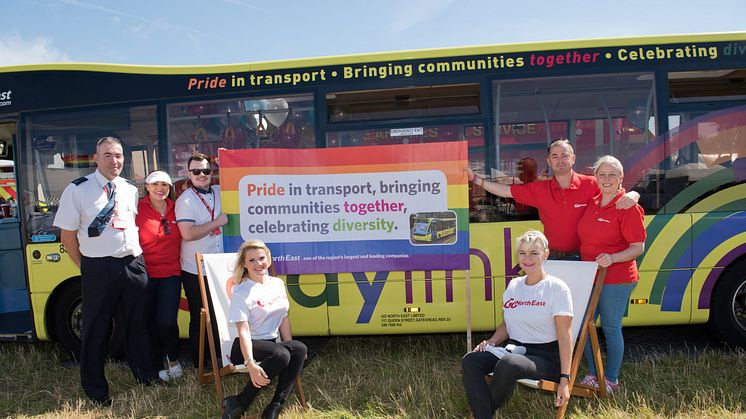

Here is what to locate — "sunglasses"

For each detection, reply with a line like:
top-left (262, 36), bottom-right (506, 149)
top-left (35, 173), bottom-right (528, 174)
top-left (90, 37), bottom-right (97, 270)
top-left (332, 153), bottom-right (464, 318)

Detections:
top-left (160, 217), bottom-right (171, 235)
top-left (190, 169), bottom-right (212, 176)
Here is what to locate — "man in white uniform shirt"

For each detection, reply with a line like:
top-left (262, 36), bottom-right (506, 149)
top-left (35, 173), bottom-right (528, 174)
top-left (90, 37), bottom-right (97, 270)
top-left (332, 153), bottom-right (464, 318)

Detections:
top-left (175, 152), bottom-right (228, 367)
top-left (53, 137), bottom-right (160, 406)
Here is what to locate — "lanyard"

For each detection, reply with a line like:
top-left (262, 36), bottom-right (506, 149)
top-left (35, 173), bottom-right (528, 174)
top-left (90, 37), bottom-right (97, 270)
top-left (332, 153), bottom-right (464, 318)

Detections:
top-left (192, 187), bottom-right (215, 221)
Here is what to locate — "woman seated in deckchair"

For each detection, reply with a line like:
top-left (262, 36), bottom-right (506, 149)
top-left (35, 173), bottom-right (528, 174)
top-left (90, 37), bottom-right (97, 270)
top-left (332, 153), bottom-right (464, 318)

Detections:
top-left (221, 240), bottom-right (307, 419)
top-left (462, 230), bottom-right (573, 419)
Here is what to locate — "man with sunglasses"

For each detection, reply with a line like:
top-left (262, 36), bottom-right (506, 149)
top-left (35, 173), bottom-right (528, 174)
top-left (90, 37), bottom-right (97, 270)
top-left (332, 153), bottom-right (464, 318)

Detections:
top-left (468, 139), bottom-right (639, 260)
top-left (176, 152), bottom-right (228, 368)
top-left (53, 137), bottom-right (162, 406)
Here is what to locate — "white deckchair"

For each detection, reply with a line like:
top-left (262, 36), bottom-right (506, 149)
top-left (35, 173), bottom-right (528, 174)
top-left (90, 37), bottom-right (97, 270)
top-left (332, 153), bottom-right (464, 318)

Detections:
top-left (195, 252), bottom-right (308, 415)
top-left (515, 261), bottom-right (608, 418)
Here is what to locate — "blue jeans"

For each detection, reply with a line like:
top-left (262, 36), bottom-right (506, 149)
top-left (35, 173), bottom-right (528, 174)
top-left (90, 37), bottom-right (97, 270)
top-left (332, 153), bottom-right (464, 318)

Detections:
top-left (148, 275), bottom-right (182, 363)
top-left (583, 282), bottom-right (636, 382)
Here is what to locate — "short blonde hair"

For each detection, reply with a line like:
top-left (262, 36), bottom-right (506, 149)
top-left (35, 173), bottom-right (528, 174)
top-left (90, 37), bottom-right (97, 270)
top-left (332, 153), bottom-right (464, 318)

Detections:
top-left (516, 230), bottom-right (549, 253)
top-left (232, 240), bottom-right (272, 285)
top-left (592, 155), bottom-right (624, 176)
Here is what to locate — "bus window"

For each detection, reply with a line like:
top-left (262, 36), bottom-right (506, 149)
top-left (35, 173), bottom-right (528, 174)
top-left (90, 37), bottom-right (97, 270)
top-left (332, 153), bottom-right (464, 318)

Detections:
top-left (326, 84), bottom-right (480, 123)
top-left (19, 105), bottom-right (158, 243)
top-left (326, 123), bottom-right (483, 147)
top-left (665, 69), bottom-right (746, 213)
top-left (167, 94), bottom-right (315, 185)
top-left (491, 73), bottom-right (660, 214)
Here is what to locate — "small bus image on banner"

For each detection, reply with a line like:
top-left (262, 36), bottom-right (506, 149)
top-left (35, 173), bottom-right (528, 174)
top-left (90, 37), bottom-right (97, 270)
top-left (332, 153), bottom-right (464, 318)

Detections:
top-left (410, 211), bottom-right (458, 245)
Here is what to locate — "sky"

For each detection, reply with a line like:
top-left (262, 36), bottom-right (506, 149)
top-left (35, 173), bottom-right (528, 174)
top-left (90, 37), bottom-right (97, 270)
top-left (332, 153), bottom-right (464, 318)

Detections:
top-left (1, 0), bottom-right (744, 66)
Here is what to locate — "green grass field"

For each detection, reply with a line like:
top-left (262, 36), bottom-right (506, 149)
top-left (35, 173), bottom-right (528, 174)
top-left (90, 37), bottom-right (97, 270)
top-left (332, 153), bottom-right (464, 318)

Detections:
top-left (1, 334), bottom-right (744, 418)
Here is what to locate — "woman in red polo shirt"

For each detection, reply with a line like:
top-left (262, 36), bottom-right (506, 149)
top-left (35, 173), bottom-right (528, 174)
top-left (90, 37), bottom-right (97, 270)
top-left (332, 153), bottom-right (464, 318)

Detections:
top-left (576, 155), bottom-right (646, 392)
top-left (136, 170), bottom-right (184, 381)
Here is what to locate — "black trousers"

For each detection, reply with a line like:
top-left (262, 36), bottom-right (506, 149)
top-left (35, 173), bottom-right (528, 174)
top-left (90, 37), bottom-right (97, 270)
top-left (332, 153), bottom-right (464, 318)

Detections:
top-left (79, 254), bottom-right (158, 401)
top-left (230, 339), bottom-right (307, 409)
top-left (145, 275), bottom-right (182, 369)
top-left (462, 341), bottom-right (561, 419)
top-left (181, 270), bottom-right (220, 368)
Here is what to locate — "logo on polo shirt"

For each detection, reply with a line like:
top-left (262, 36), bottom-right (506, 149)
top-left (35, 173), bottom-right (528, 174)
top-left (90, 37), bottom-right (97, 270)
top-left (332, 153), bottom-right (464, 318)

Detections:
top-left (504, 298), bottom-right (547, 309)
top-left (574, 203), bottom-right (588, 208)
top-left (597, 217), bottom-right (611, 223)
top-left (257, 294), bottom-right (285, 308)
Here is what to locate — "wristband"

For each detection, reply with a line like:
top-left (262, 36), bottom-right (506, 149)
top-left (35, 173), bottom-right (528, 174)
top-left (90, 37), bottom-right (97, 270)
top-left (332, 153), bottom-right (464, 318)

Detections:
top-left (559, 373), bottom-right (570, 381)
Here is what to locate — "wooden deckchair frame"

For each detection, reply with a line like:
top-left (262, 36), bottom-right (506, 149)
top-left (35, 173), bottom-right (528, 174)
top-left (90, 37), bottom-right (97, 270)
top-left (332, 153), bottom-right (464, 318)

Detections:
top-left (194, 252), bottom-right (308, 414)
top-left (515, 266), bottom-right (609, 419)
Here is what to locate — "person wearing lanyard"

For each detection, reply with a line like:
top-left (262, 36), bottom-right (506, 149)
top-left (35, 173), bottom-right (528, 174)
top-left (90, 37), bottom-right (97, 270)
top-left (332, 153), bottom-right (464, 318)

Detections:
top-left (135, 170), bottom-right (184, 381)
top-left (175, 152), bottom-right (228, 368)
top-left (467, 139), bottom-right (639, 259)
top-left (53, 137), bottom-right (161, 406)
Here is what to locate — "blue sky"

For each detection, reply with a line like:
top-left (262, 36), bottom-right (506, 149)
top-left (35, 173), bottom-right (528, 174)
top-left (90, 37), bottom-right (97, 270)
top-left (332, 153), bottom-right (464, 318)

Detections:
top-left (1, 0), bottom-right (744, 66)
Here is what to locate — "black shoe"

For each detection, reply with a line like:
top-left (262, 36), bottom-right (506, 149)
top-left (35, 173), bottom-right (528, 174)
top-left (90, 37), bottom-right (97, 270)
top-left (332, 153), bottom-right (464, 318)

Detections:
top-left (222, 395), bottom-right (246, 419)
top-left (261, 402), bottom-right (282, 419)
top-left (90, 396), bottom-right (112, 408)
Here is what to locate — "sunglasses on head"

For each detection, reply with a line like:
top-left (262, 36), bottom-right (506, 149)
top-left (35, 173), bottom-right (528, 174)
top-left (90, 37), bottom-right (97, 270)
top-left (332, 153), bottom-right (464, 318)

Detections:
top-left (160, 217), bottom-right (171, 235)
top-left (190, 169), bottom-right (212, 176)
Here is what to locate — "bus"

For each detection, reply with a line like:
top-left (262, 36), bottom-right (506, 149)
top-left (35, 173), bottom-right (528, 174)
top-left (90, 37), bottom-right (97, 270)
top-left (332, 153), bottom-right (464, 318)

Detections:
top-left (1, 32), bottom-right (745, 357)
top-left (411, 213), bottom-right (458, 243)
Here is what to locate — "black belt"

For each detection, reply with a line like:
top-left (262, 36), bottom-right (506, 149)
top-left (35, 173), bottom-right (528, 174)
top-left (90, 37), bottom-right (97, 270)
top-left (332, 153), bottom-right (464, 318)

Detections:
top-left (548, 249), bottom-right (579, 260)
top-left (507, 339), bottom-right (558, 351)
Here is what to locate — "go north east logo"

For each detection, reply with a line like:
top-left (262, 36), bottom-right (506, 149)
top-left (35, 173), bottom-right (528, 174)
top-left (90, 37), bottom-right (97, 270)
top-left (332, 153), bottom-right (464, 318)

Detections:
top-left (0, 90), bottom-right (11, 107)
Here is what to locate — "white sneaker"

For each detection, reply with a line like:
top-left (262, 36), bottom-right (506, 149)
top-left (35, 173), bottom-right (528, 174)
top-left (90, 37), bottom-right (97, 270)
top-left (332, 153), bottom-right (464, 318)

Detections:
top-left (158, 362), bottom-right (183, 381)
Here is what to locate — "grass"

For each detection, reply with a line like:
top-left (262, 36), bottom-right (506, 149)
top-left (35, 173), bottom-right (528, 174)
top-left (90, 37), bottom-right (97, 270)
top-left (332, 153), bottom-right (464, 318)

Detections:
top-left (0, 334), bottom-right (744, 418)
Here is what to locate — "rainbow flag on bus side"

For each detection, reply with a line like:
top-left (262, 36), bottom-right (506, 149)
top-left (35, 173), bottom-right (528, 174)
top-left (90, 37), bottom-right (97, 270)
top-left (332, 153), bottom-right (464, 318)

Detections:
top-left (218, 141), bottom-right (470, 275)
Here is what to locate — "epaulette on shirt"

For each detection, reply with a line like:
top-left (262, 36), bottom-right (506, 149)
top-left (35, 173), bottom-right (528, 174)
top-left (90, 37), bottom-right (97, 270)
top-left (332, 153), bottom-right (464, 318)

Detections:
top-left (125, 179), bottom-right (137, 187)
top-left (71, 177), bottom-right (89, 186)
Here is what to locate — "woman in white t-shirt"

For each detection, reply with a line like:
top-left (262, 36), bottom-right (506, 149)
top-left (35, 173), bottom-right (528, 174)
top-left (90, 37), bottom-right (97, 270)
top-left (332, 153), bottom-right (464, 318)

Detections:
top-left (462, 230), bottom-right (574, 419)
top-left (221, 240), bottom-right (307, 419)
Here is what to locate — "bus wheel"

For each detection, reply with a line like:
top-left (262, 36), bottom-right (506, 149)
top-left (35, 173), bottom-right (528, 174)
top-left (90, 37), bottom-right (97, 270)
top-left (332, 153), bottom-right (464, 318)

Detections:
top-left (52, 281), bottom-right (125, 361)
top-left (709, 259), bottom-right (746, 348)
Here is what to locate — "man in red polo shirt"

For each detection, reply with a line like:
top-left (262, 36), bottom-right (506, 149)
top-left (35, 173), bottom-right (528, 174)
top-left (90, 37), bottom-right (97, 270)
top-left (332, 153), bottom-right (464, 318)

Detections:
top-left (467, 139), bottom-right (639, 259)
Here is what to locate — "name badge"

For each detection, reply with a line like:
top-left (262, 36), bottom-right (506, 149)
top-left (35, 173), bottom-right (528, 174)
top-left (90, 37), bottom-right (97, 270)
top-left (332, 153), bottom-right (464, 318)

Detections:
top-left (112, 217), bottom-right (128, 230)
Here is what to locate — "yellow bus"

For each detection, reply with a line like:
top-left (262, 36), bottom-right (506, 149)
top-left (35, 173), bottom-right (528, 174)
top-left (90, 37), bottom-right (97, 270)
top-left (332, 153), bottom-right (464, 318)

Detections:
top-left (1, 32), bottom-right (745, 357)
top-left (411, 213), bottom-right (458, 243)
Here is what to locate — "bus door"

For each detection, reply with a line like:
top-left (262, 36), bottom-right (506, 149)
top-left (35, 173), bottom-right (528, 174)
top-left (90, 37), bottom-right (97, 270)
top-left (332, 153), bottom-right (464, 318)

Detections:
top-left (0, 121), bottom-right (32, 340)
top-left (666, 68), bottom-right (746, 327)
top-left (19, 105), bottom-right (158, 353)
